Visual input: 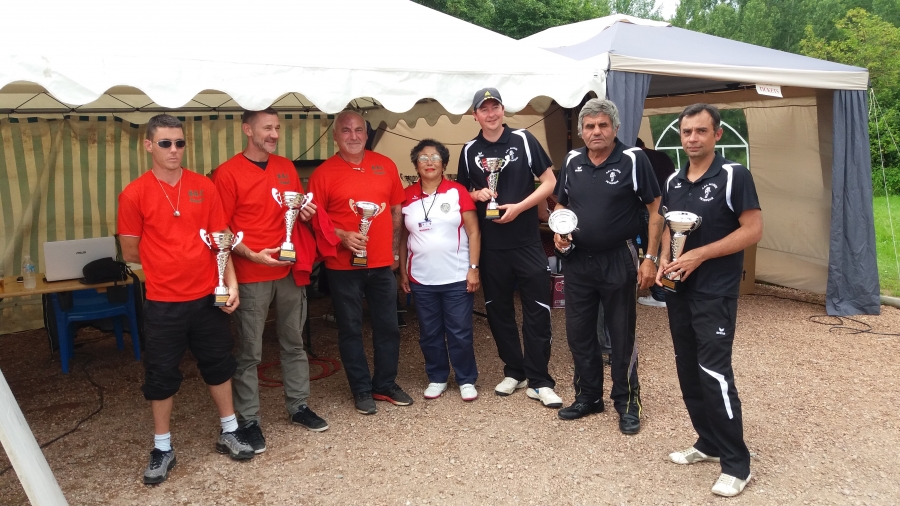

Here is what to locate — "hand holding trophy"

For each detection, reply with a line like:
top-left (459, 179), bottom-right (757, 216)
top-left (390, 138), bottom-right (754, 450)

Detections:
top-left (477, 155), bottom-right (510, 220)
top-left (660, 210), bottom-right (702, 293)
top-left (348, 200), bottom-right (386, 267)
top-left (272, 189), bottom-right (313, 262)
top-left (548, 209), bottom-right (578, 256)
top-left (200, 229), bottom-right (244, 306)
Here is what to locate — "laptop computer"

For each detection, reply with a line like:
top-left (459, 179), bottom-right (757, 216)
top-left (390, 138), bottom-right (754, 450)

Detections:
top-left (43, 236), bottom-right (117, 282)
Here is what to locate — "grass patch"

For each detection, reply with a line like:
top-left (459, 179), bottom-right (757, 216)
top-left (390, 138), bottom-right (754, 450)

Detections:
top-left (874, 195), bottom-right (900, 296)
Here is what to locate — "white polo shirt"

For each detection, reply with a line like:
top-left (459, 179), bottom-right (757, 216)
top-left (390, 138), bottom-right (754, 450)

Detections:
top-left (402, 178), bottom-right (476, 285)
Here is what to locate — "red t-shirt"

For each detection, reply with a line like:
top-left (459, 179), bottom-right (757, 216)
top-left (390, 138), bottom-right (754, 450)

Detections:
top-left (308, 151), bottom-right (405, 270)
top-left (212, 154), bottom-right (303, 283)
top-left (117, 169), bottom-right (226, 302)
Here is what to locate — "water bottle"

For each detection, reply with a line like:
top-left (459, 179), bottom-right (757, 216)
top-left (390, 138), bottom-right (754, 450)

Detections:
top-left (22, 254), bottom-right (36, 289)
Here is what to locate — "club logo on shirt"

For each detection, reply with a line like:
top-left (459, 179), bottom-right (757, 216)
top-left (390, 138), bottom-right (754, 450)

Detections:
top-left (276, 172), bottom-right (291, 185)
top-left (673, 182), bottom-right (683, 189)
top-left (716, 327), bottom-right (727, 335)
top-left (606, 168), bottom-right (621, 185)
top-left (506, 147), bottom-right (519, 162)
top-left (188, 189), bottom-right (204, 204)
top-left (371, 165), bottom-right (386, 176)
top-left (410, 194), bottom-right (420, 201)
top-left (700, 183), bottom-right (718, 202)
top-left (574, 165), bottom-right (583, 172)
top-left (440, 203), bottom-right (450, 213)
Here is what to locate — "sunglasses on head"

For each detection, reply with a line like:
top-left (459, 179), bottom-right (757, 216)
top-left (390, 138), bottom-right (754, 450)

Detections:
top-left (156, 139), bottom-right (187, 149)
top-left (417, 154), bottom-right (442, 164)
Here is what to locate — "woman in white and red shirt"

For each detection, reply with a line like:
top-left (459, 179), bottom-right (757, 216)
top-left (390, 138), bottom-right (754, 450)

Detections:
top-left (399, 139), bottom-right (481, 401)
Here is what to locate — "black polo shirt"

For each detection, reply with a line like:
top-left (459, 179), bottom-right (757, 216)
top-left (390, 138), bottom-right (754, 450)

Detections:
top-left (660, 153), bottom-right (761, 299)
top-left (457, 125), bottom-right (552, 250)
top-left (555, 140), bottom-right (660, 252)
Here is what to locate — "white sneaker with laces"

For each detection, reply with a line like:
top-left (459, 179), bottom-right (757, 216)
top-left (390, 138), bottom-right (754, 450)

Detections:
top-left (711, 472), bottom-right (751, 497)
top-left (525, 387), bottom-right (563, 408)
top-left (637, 295), bottom-right (666, 307)
top-left (459, 383), bottom-right (478, 401)
top-left (423, 382), bottom-right (448, 399)
top-left (494, 377), bottom-right (527, 396)
top-left (668, 446), bottom-right (721, 465)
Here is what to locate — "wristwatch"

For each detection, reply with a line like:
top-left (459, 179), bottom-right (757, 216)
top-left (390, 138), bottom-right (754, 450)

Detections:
top-left (643, 254), bottom-right (658, 264)
top-left (470, 264), bottom-right (479, 270)
top-left (394, 254), bottom-right (400, 261)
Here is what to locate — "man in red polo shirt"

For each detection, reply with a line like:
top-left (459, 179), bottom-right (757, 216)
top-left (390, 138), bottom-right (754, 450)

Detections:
top-left (308, 110), bottom-right (413, 415)
top-left (213, 108), bottom-right (327, 454)
top-left (118, 114), bottom-right (253, 485)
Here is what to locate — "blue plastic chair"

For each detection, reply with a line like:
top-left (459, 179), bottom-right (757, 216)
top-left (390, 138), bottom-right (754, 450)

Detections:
top-left (50, 285), bottom-right (141, 374)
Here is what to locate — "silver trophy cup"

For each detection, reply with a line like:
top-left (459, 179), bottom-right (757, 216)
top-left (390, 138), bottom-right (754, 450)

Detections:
top-left (272, 189), bottom-right (313, 262)
top-left (401, 175), bottom-right (419, 187)
top-left (661, 211), bottom-right (702, 293)
top-left (349, 200), bottom-right (386, 267)
top-left (478, 156), bottom-right (510, 220)
top-left (548, 209), bottom-right (578, 255)
top-left (200, 229), bottom-right (244, 306)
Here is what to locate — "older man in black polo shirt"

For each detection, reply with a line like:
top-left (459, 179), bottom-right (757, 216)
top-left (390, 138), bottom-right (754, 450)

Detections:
top-left (656, 103), bottom-right (762, 497)
top-left (457, 88), bottom-right (562, 409)
top-left (553, 98), bottom-right (662, 434)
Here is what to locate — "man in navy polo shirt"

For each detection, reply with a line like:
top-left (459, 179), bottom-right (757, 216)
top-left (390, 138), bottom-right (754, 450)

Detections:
top-left (553, 98), bottom-right (662, 434)
top-left (456, 88), bottom-right (563, 408)
top-left (656, 103), bottom-right (762, 497)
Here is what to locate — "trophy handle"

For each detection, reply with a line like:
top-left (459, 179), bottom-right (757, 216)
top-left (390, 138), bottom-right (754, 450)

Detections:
top-left (377, 202), bottom-right (387, 217)
top-left (232, 231), bottom-right (244, 249)
top-left (349, 199), bottom-right (357, 215)
top-left (694, 216), bottom-right (702, 229)
top-left (199, 229), bottom-right (212, 249)
top-left (272, 188), bottom-right (282, 206)
top-left (299, 192), bottom-right (314, 211)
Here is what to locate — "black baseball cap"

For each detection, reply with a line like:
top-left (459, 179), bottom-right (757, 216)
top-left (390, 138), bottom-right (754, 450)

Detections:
top-left (472, 88), bottom-right (503, 110)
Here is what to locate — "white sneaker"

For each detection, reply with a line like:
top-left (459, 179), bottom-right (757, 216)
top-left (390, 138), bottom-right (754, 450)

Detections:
top-left (459, 384), bottom-right (478, 401)
top-left (711, 472), bottom-right (751, 497)
top-left (525, 387), bottom-right (563, 408)
top-left (668, 446), bottom-right (721, 465)
top-left (423, 382), bottom-right (448, 399)
top-left (637, 295), bottom-right (666, 307)
top-left (494, 377), bottom-right (527, 396)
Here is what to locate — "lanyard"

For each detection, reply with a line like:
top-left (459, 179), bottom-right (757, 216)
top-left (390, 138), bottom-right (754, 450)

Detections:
top-left (419, 181), bottom-right (439, 221)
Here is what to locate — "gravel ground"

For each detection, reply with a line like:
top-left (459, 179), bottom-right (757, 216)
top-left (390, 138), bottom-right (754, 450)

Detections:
top-left (1, 284), bottom-right (899, 505)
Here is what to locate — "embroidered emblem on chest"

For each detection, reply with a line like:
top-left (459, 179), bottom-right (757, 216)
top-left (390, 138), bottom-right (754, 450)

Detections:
top-left (606, 168), bottom-right (621, 185)
top-left (700, 182), bottom-right (718, 202)
top-left (440, 203), bottom-right (451, 213)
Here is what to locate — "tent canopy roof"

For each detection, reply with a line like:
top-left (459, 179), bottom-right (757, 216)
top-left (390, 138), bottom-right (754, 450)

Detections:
top-left (0, 0), bottom-right (604, 125)
top-left (522, 15), bottom-right (868, 93)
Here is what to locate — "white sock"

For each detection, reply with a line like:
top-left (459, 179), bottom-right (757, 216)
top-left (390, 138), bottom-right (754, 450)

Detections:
top-left (220, 414), bottom-right (238, 433)
top-left (154, 433), bottom-right (171, 452)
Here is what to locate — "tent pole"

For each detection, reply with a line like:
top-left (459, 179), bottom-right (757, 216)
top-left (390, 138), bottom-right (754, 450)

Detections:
top-left (0, 368), bottom-right (69, 505)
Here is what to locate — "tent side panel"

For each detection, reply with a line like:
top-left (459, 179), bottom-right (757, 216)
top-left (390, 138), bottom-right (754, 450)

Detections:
top-left (828, 90), bottom-right (881, 315)
top-left (606, 71), bottom-right (651, 146)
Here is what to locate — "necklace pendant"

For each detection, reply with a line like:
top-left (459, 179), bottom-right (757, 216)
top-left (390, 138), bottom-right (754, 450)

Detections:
top-left (174, 211), bottom-right (181, 217)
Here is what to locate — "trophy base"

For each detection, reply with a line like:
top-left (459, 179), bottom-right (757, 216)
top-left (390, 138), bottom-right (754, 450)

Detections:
top-left (351, 255), bottom-right (368, 267)
top-left (485, 208), bottom-right (501, 220)
top-left (660, 277), bottom-right (685, 294)
top-left (279, 247), bottom-right (297, 262)
top-left (213, 288), bottom-right (230, 307)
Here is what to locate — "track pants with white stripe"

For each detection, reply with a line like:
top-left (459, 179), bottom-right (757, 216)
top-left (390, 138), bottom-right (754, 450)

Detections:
top-left (563, 242), bottom-right (641, 416)
top-left (481, 243), bottom-right (555, 389)
top-left (666, 293), bottom-right (751, 480)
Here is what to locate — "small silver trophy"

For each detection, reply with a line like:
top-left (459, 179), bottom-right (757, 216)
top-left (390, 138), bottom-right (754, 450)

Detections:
top-left (661, 211), bottom-right (702, 293)
top-left (200, 229), bottom-right (244, 306)
top-left (348, 200), bottom-right (386, 267)
top-left (272, 189), bottom-right (313, 262)
top-left (548, 209), bottom-right (579, 256)
top-left (477, 156), bottom-right (510, 220)
top-left (402, 175), bottom-right (419, 187)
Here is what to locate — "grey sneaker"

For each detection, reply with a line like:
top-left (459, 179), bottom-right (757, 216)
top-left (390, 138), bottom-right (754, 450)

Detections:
top-left (354, 391), bottom-right (377, 415)
top-left (241, 421), bottom-right (266, 454)
top-left (216, 429), bottom-right (255, 460)
top-left (143, 448), bottom-right (176, 485)
top-left (712, 472), bottom-right (752, 497)
top-left (291, 405), bottom-right (329, 432)
top-left (669, 446), bottom-right (721, 465)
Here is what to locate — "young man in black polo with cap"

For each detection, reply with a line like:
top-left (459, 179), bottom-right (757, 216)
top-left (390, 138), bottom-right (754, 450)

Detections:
top-left (553, 98), bottom-right (662, 435)
top-left (456, 87), bottom-right (562, 408)
top-left (656, 103), bottom-right (762, 497)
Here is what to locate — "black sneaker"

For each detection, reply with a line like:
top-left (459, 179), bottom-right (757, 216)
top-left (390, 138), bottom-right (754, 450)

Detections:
top-left (372, 384), bottom-right (414, 406)
top-left (143, 448), bottom-right (176, 485)
top-left (619, 413), bottom-right (641, 435)
top-left (397, 313), bottom-right (407, 328)
top-left (558, 400), bottom-right (605, 420)
top-left (291, 405), bottom-right (329, 432)
top-left (241, 421), bottom-right (267, 454)
top-left (354, 391), bottom-right (377, 415)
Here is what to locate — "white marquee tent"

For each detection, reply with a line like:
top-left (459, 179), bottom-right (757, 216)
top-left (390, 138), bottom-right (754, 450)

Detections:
top-left (522, 15), bottom-right (879, 316)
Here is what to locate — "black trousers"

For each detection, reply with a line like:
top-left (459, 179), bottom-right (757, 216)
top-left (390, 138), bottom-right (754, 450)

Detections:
top-left (563, 242), bottom-right (641, 415)
top-left (481, 243), bottom-right (554, 389)
top-left (666, 293), bottom-right (750, 480)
